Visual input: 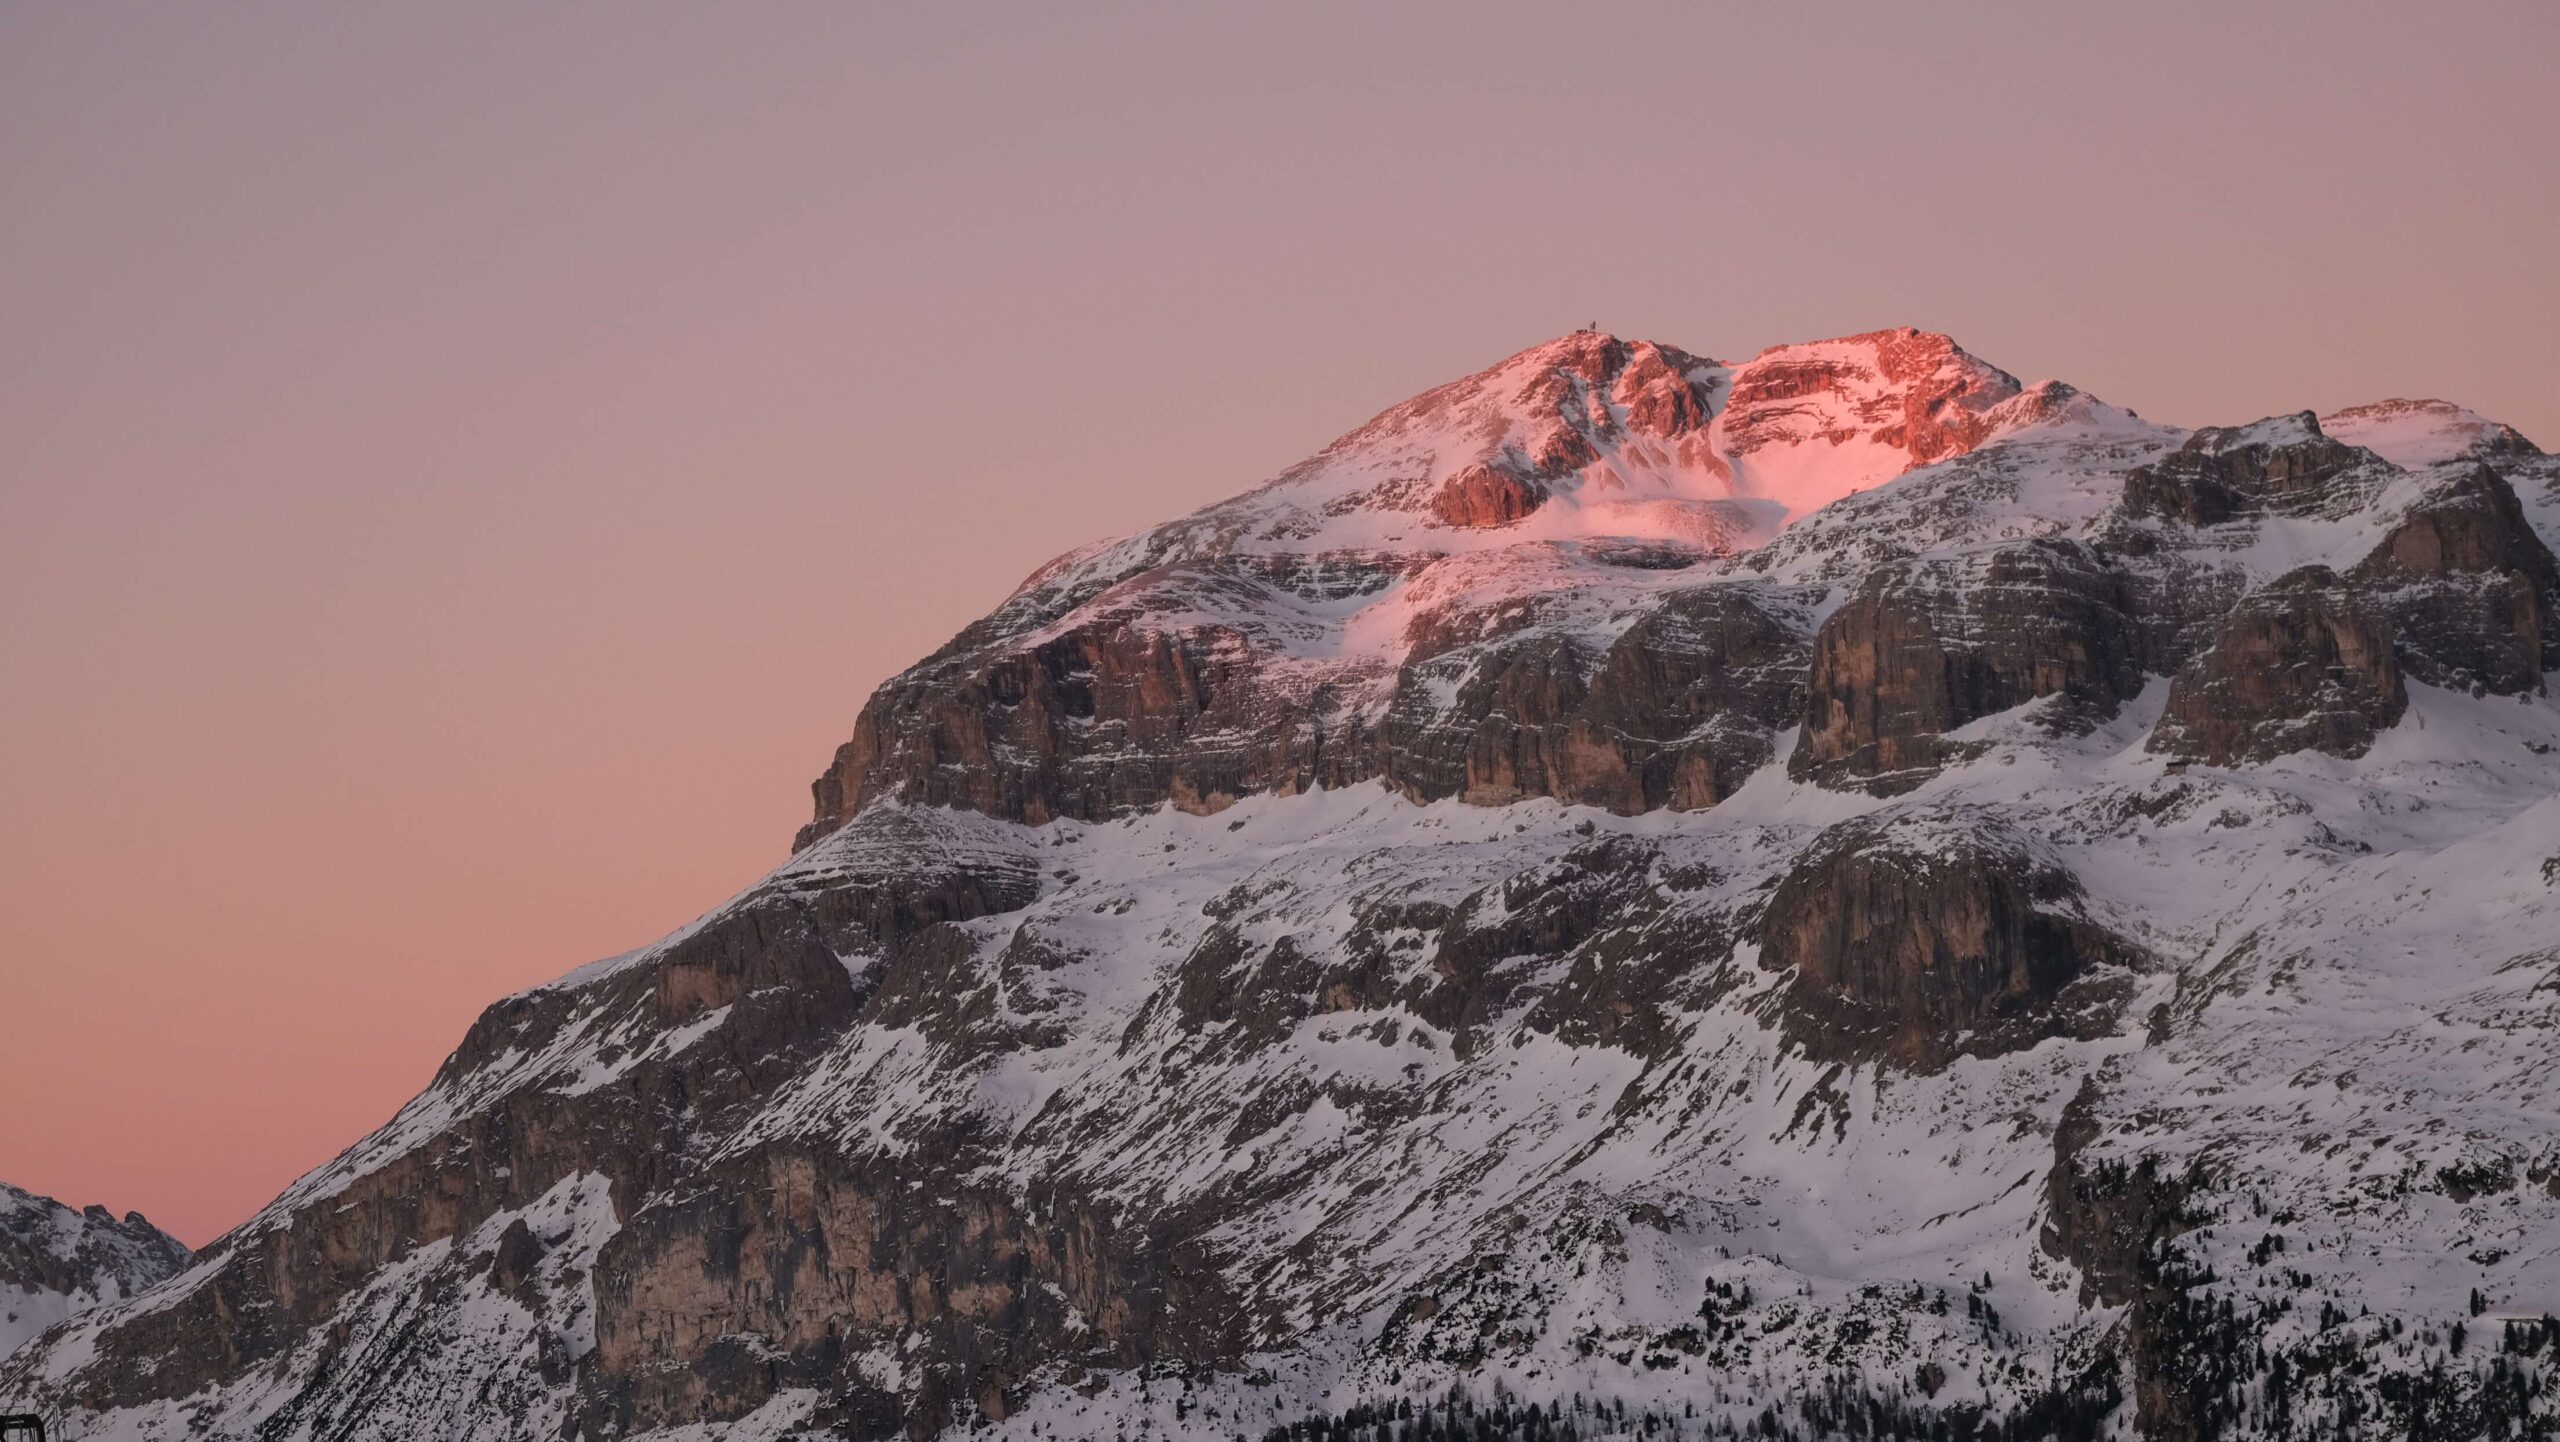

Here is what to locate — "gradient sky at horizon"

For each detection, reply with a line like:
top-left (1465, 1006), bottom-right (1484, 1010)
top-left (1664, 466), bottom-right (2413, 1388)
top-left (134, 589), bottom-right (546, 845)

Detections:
top-left (3, 2), bottom-right (2555, 1245)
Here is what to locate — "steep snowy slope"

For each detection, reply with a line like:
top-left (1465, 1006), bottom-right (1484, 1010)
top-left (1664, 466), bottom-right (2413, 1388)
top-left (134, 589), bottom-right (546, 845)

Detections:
top-left (1, 1183), bottom-right (189, 1362)
top-left (7, 331), bottom-right (2557, 1442)
top-left (2323, 397), bottom-right (2541, 470)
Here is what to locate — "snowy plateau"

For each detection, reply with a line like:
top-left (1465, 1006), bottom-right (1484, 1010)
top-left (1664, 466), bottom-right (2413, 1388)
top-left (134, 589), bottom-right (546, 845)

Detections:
top-left (5, 330), bottom-right (2558, 1441)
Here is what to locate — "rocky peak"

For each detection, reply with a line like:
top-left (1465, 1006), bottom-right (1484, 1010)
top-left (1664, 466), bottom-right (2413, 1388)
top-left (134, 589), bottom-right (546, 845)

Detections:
top-left (1, 1181), bottom-right (192, 1361)
top-left (1707, 327), bottom-right (2022, 522)
top-left (1089, 327), bottom-right (2031, 568)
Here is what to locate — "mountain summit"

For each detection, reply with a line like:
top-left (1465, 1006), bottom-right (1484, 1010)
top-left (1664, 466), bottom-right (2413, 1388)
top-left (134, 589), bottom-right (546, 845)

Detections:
top-left (1104, 327), bottom-right (2027, 557)
top-left (0, 1183), bottom-right (189, 1364)
top-left (799, 329), bottom-right (2107, 837)
top-left (7, 331), bottom-right (2559, 1442)
top-left (1001, 327), bottom-right (2036, 601)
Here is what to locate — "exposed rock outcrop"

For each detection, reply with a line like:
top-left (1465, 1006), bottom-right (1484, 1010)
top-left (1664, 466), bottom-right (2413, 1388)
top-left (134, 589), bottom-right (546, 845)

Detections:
top-left (1759, 811), bottom-right (2141, 1069)
top-left (2350, 464), bottom-right (2560, 693)
top-left (802, 567), bottom-right (1811, 835)
top-left (1382, 583), bottom-right (1807, 813)
top-left (584, 1150), bottom-right (1247, 1437)
top-left (796, 600), bottom-right (1270, 832)
top-left (2120, 413), bottom-right (2370, 523)
top-left (1409, 834), bottom-right (1664, 1057)
top-left (2148, 566), bottom-right (2406, 765)
top-left (1791, 542), bottom-right (2148, 793)
top-left (1429, 464), bottom-right (1547, 528)
top-left (1157, 834), bottom-right (1682, 1062)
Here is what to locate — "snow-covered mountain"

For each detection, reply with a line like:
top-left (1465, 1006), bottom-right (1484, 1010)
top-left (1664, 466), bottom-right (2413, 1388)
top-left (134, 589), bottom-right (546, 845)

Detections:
top-left (6, 329), bottom-right (2558, 1441)
top-left (1, 1183), bottom-right (189, 1364)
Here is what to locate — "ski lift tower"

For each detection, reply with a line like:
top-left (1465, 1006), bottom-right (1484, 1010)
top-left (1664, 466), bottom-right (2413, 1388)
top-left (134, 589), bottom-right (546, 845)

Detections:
top-left (0, 1414), bottom-right (44, 1442)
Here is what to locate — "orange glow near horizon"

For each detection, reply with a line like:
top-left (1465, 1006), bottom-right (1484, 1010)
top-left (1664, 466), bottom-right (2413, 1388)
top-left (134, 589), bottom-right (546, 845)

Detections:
top-left (4, 3), bottom-right (2556, 1246)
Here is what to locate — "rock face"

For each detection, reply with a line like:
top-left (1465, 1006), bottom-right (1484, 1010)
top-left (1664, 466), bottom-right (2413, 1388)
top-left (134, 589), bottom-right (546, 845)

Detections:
top-left (2120, 413), bottom-right (2371, 524)
top-left (1791, 541), bottom-right (2148, 793)
top-left (1, 1182), bottom-right (191, 1362)
top-left (1717, 327), bottom-right (2019, 471)
top-left (1760, 812), bottom-right (2140, 1069)
top-left (1377, 581), bottom-right (1809, 813)
top-left (1429, 464), bottom-right (1548, 528)
top-left (14, 330), bottom-right (2560, 1442)
top-left (799, 563), bottom-right (1813, 832)
top-left (2149, 566), bottom-right (2407, 765)
top-left (583, 1149), bottom-right (1249, 1436)
top-left (2350, 464), bottom-right (2560, 694)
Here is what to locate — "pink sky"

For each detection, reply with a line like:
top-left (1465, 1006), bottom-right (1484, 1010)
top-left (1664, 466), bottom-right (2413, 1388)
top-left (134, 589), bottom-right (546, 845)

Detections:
top-left (3, 3), bottom-right (2554, 1246)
